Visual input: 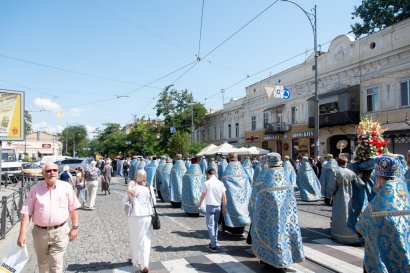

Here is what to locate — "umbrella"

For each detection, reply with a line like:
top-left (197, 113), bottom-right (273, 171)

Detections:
top-left (246, 146), bottom-right (269, 155)
top-left (204, 142), bottom-right (235, 156)
top-left (196, 144), bottom-right (217, 156)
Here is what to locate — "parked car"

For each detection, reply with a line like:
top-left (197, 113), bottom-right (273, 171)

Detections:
top-left (57, 158), bottom-right (91, 174)
top-left (40, 155), bottom-right (72, 166)
top-left (21, 162), bottom-right (43, 179)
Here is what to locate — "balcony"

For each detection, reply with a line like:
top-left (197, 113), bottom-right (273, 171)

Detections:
top-left (308, 111), bottom-right (360, 128)
top-left (265, 122), bottom-right (290, 134)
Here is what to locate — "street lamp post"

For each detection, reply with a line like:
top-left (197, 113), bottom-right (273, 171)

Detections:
top-left (281, 0), bottom-right (319, 157)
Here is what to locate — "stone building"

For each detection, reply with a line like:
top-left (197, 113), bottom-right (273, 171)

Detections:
top-left (197, 18), bottom-right (410, 158)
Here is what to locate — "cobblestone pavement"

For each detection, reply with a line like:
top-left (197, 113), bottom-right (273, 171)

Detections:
top-left (19, 177), bottom-right (363, 273)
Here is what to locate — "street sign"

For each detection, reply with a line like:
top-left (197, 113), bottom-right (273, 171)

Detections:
top-left (170, 127), bottom-right (176, 134)
top-left (283, 87), bottom-right (291, 100)
top-left (125, 141), bottom-right (131, 145)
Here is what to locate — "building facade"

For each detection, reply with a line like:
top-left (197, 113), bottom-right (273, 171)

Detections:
top-left (198, 18), bottom-right (410, 158)
top-left (7, 131), bottom-right (62, 160)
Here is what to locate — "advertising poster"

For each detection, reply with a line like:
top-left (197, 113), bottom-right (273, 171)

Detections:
top-left (0, 90), bottom-right (25, 141)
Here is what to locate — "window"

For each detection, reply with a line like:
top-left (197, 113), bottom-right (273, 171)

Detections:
top-left (251, 116), bottom-right (256, 131)
top-left (263, 112), bottom-right (269, 128)
top-left (219, 126), bottom-right (222, 139)
top-left (276, 110), bottom-right (283, 123)
top-left (214, 126), bottom-right (217, 140)
top-left (228, 124), bottom-right (232, 138)
top-left (400, 80), bottom-right (410, 107)
top-left (291, 107), bottom-right (297, 124)
top-left (235, 123), bottom-right (239, 137)
top-left (366, 87), bottom-right (380, 112)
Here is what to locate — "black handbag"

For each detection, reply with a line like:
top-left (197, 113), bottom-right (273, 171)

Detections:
top-left (148, 186), bottom-right (160, 230)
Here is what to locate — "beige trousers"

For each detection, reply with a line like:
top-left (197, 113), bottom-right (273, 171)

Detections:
top-left (86, 180), bottom-right (99, 208)
top-left (32, 222), bottom-right (70, 273)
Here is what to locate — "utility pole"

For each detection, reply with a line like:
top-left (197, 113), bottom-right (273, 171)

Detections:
top-left (73, 134), bottom-right (76, 158)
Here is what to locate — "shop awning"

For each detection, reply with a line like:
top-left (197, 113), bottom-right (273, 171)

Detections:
top-left (38, 149), bottom-right (54, 154)
top-left (382, 121), bottom-right (410, 133)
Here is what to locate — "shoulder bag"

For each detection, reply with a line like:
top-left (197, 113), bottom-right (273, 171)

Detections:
top-left (148, 186), bottom-right (160, 230)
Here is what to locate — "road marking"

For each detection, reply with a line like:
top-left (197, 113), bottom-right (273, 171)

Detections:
top-left (162, 258), bottom-right (199, 273)
top-left (303, 245), bottom-right (362, 273)
top-left (206, 253), bottom-right (254, 273)
top-left (313, 238), bottom-right (364, 258)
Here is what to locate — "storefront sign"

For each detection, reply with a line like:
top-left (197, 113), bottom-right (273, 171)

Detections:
top-left (264, 134), bottom-right (280, 140)
top-left (42, 143), bottom-right (51, 148)
top-left (245, 136), bottom-right (259, 142)
top-left (292, 131), bottom-right (313, 138)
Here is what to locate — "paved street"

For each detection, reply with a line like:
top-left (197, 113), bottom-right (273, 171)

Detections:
top-left (15, 176), bottom-right (364, 273)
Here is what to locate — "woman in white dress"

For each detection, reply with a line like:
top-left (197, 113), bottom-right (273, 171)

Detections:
top-left (125, 169), bottom-right (156, 273)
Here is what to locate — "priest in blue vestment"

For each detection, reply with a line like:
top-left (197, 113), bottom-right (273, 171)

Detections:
top-left (218, 157), bottom-right (228, 179)
top-left (199, 156), bottom-right (208, 175)
top-left (221, 152), bottom-right (251, 234)
top-left (129, 156), bottom-right (139, 181)
top-left (185, 158), bottom-right (191, 169)
top-left (145, 156), bottom-right (158, 186)
top-left (181, 158), bottom-right (205, 215)
top-left (207, 158), bottom-right (218, 177)
top-left (251, 153), bottom-right (305, 270)
top-left (117, 158), bottom-right (123, 176)
top-left (155, 156), bottom-right (167, 197)
top-left (242, 156), bottom-right (254, 185)
top-left (283, 155), bottom-right (297, 188)
top-left (137, 157), bottom-right (146, 170)
top-left (356, 155), bottom-right (410, 273)
top-left (159, 157), bottom-right (173, 202)
top-left (296, 156), bottom-right (321, 201)
top-left (170, 154), bottom-right (187, 208)
top-left (327, 156), bottom-right (364, 245)
top-left (319, 155), bottom-right (337, 205)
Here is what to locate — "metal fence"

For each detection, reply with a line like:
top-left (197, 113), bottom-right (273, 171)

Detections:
top-left (0, 174), bottom-right (39, 239)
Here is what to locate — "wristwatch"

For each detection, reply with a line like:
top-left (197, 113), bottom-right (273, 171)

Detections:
top-left (71, 225), bottom-right (79, 230)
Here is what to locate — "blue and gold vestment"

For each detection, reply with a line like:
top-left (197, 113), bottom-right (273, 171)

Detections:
top-left (356, 179), bottom-right (410, 273)
top-left (159, 162), bottom-right (173, 202)
top-left (251, 167), bottom-right (305, 268)
top-left (296, 161), bottom-right (321, 201)
top-left (170, 160), bottom-right (187, 203)
top-left (145, 160), bottom-right (158, 186)
top-left (222, 161), bottom-right (251, 227)
top-left (181, 164), bottom-right (205, 214)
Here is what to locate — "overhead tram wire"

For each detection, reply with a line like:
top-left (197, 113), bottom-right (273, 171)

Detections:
top-left (0, 53), bottom-right (156, 88)
top-left (83, 0), bottom-right (196, 57)
top-left (166, 0), bottom-right (280, 87)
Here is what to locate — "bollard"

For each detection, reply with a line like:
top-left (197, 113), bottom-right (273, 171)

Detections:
top-left (1, 196), bottom-right (7, 239)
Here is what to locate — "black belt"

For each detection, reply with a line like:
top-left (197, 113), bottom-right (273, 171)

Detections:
top-left (35, 221), bottom-right (66, 231)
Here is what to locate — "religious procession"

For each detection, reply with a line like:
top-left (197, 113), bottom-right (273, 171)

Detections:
top-left (15, 118), bottom-right (410, 273)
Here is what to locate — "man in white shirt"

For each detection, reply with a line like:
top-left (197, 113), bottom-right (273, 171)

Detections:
top-left (198, 168), bottom-right (227, 252)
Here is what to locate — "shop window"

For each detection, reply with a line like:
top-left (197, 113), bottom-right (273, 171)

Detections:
top-left (366, 87), bottom-right (380, 112)
top-left (319, 102), bottom-right (339, 115)
top-left (400, 80), bottom-right (410, 107)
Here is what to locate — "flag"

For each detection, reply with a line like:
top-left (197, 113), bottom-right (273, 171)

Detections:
top-left (264, 86), bottom-right (275, 99)
top-left (274, 85), bottom-right (284, 98)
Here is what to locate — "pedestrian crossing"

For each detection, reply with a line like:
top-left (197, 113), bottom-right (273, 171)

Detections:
top-left (112, 238), bottom-right (364, 273)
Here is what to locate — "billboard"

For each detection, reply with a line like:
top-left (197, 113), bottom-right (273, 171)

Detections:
top-left (0, 89), bottom-right (25, 141)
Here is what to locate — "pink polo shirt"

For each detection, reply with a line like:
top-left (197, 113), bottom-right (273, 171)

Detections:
top-left (21, 180), bottom-right (80, 227)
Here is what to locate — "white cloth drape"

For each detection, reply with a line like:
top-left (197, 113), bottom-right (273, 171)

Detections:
top-left (128, 215), bottom-right (152, 269)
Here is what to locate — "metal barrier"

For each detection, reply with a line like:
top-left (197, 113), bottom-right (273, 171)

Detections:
top-left (0, 175), bottom-right (38, 239)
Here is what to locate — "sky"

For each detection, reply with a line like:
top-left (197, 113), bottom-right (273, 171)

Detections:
top-left (0, 0), bottom-right (362, 137)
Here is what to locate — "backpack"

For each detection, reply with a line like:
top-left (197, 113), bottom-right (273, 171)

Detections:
top-left (84, 170), bottom-right (93, 181)
top-left (60, 171), bottom-right (70, 182)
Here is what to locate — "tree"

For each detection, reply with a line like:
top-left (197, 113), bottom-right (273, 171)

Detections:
top-left (127, 118), bottom-right (163, 157)
top-left (24, 110), bottom-right (32, 135)
top-left (188, 141), bottom-right (207, 156)
top-left (351, 0), bottom-right (410, 38)
top-left (95, 123), bottom-right (126, 158)
top-left (155, 86), bottom-right (207, 148)
top-left (59, 125), bottom-right (88, 157)
top-left (167, 131), bottom-right (190, 157)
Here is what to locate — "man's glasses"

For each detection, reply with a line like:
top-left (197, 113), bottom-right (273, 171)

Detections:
top-left (45, 169), bottom-right (58, 173)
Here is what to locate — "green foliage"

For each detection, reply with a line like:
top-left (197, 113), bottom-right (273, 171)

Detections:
top-left (59, 125), bottom-right (88, 157)
top-left (188, 141), bottom-right (207, 156)
top-left (351, 0), bottom-right (410, 38)
top-left (167, 131), bottom-right (190, 157)
top-left (94, 123), bottom-right (126, 158)
top-left (127, 118), bottom-right (163, 157)
top-left (24, 110), bottom-right (32, 135)
top-left (22, 156), bottom-right (30, 162)
top-left (155, 86), bottom-right (207, 148)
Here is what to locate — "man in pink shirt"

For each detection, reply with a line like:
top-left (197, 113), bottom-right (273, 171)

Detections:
top-left (17, 162), bottom-right (80, 273)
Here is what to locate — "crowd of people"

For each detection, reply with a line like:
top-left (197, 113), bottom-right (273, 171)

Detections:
top-left (16, 146), bottom-right (410, 273)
